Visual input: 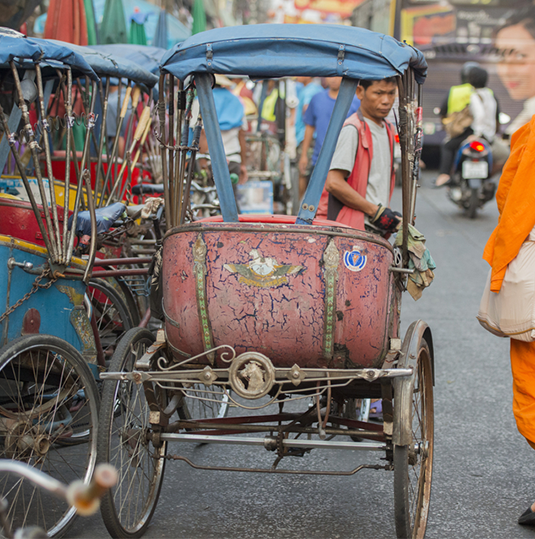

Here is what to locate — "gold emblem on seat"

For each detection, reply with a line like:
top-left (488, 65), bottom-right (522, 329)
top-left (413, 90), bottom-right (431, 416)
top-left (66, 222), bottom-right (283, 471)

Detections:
top-left (224, 249), bottom-right (303, 288)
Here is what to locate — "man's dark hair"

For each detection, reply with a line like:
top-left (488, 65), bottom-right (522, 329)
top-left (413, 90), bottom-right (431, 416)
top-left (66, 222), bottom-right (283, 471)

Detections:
top-left (468, 66), bottom-right (488, 88)
top-left (358, 77), bottom-right (397, 90)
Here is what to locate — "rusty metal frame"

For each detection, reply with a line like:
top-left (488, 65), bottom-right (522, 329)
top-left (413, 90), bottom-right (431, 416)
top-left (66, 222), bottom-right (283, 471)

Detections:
top-left (160, 453), bottom-right (390, 476)
top-left (164, 224), bottom-right (394, 252)
top-left (102, 366), bottom-right (412, 385)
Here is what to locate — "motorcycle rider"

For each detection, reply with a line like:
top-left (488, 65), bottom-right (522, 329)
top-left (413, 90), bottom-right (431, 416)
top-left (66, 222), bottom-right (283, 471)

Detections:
top-left (467, 67), bottom-right (509, 174)
top-left (434, 63), bottom-right (503, 187)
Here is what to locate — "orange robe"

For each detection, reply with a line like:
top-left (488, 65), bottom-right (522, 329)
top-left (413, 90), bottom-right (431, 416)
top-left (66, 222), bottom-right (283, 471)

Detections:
top-left (483, 115), bottom-right (535, 448)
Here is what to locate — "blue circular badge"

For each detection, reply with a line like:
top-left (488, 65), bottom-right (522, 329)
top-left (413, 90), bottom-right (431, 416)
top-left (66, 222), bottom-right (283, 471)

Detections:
top-left (343, 248), bottom-right (367, 272)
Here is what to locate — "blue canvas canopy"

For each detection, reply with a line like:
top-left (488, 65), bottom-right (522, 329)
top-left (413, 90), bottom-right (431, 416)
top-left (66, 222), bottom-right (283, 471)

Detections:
top-left (90, 44), bottom-right (166, 75)
top-left (161, 24), bottom-right (427, 84)
top-left (42, 40), bottom-right (159, 87)
top-left (0, 33), bottom-right (97, 80)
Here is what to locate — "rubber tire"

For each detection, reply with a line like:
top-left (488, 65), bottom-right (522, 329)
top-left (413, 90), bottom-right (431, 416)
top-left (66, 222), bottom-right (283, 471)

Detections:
top-left (393, 340), bottom-right (434, 539)
top-left (114, 276), bottom-right (143, 326)
top-left (87, 278), bottom-right (136, 362)
top-left (98, 328), bottom-right (167, 539)
top-left (0, 334), bottom-right (99, 538)
top-left (178, 383), bottom-right (230, 421)
top-left (467, 188), bottom-right (479, 219)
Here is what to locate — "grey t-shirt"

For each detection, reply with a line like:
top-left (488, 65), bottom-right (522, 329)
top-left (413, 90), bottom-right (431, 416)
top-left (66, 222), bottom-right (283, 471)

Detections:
top-left (106, 87), bottom-right (132, 138)
top-left (328, 119), bottom-right (391, 225)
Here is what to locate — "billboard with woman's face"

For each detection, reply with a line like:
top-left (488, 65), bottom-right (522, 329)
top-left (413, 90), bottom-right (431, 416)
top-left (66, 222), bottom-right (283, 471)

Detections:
top-left (391, 0), bottom-right (534, 140)
top-left (494, 8), bottom-right (535, 133)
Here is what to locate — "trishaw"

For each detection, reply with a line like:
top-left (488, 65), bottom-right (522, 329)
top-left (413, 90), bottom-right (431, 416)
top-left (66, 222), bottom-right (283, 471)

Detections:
top-left (99, 24), bottom-right (433, 539)
top-left (0, 30), bottom-right (103, 536)
top-left (0, 33), bottom-right (157, 537)
top-left (45, 40), bottom-right (162, 329)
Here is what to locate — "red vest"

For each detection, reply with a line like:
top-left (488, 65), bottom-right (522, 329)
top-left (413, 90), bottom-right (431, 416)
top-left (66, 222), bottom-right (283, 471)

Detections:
top-left (317, 110), bottom-right (396, 230)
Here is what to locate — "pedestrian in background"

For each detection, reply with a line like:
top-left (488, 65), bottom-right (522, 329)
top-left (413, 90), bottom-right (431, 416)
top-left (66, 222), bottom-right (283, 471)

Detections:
top-left (298, 77), bottom-right (360, 196)
top-left (294, 76), bottom-right (322, 197)
top-left (193, 75), bottom-right (248, 184)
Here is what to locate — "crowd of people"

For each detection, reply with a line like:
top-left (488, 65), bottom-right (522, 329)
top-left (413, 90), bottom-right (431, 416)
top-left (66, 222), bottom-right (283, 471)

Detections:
top-left (205, 62), bottom-right (524, 240)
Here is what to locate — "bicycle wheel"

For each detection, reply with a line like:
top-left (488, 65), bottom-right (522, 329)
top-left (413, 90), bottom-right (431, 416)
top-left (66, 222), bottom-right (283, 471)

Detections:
top-left (178, 383), bottom-right (230, 421)
top-left (98, 328), bottom-right (167, 538)
top-left (87, 278), bottom-right (135, 363)
top-left (394, 338), bottom-right (434, 539)
top-left (0, 334), bottom-right (99, 537)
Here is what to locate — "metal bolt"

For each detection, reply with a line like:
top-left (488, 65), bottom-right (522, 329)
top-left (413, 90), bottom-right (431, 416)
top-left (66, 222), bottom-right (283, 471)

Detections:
top-left (7, 258), bottom-right (33, 271)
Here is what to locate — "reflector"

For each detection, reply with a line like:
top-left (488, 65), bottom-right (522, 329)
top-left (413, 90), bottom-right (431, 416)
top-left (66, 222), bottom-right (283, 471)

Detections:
top-left (469, 141), bottom-right (485, 152)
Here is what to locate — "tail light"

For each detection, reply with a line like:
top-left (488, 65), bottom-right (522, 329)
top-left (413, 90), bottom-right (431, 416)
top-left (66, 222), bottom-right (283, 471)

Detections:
top-left (395, 134), bottom-right (400, 144)
top-left (469, 141), bottom-right (485, 152)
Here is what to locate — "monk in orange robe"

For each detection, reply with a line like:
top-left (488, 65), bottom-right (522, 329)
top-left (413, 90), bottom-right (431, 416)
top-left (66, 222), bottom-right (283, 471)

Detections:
top-left (483, 115), bottom-right (535, 525)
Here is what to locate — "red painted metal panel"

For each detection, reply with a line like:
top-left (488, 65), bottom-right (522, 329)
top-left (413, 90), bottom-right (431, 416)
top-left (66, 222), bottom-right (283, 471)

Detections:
top-left (162, 222), bottom-right (395, 369)
top-left (0, 199), bottom-right (66, 247)
top-left (0, 199), bottom-right (122, 261)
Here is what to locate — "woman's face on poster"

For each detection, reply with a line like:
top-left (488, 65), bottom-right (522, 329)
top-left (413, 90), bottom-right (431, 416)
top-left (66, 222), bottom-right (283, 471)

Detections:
top-left (496, 23), bottom-right (535, 101)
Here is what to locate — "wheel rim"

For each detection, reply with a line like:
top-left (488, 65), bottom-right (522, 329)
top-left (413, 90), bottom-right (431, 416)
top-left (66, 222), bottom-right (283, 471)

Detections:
top-left (106, 336), bottom-right (166, 534)
top-left (180, 384), bottom-right (230, 420)
top-left (87, 280), bottom-right (133, 361)
top-left (407, 347), bottom-right (434, 538)
top-left (0, 341), bottom-right (97, 536)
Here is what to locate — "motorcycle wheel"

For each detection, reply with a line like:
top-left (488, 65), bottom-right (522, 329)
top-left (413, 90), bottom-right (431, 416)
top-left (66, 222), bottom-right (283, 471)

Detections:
top-left (467, 188), bottom-right (479, 219)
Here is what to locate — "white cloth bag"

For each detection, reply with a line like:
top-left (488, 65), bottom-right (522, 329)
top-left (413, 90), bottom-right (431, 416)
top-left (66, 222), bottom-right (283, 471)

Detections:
top-left (477, 226), bottom-right (535, 342)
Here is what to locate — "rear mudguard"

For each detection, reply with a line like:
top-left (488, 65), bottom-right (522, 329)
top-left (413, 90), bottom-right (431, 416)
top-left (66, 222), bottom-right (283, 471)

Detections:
top-left (467, 178), bottom-right (482, 190)
top-left (393, 320), bottom-right (434, 446)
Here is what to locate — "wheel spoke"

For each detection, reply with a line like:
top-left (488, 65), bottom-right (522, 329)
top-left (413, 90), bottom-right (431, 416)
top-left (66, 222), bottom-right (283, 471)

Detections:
top-left (0, 336), bottom-right (98, 536)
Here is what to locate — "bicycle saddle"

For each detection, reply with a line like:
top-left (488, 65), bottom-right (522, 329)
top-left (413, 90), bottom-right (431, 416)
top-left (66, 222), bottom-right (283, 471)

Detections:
top-left (69, 202), bottom-right (126, 236)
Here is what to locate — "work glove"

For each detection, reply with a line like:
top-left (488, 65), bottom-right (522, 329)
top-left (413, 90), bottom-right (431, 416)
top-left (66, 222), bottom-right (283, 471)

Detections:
top-left (370, 204), bottom-right (402, 233)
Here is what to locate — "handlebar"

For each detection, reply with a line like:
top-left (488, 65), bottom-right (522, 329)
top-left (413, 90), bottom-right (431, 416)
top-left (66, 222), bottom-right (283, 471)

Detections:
top-left (66, 463), bottom-right (118, 516)
top-left (0, 461), bottom-right (118, 518)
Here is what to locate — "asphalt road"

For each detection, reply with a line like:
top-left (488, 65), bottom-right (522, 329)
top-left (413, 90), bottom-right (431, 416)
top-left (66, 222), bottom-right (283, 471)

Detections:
top-left (72, 171), bottom-right (535, 539)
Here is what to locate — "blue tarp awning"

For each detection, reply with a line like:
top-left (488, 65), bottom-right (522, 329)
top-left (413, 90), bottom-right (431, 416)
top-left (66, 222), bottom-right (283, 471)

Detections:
top-left (161, 24), bottom-right (427, 84)
top-left (0, 32), bottom-right (97, 80)
top-left (38, 39), bottom-right (159, 87)
top-left (90, 44), bottom-right (166, 75)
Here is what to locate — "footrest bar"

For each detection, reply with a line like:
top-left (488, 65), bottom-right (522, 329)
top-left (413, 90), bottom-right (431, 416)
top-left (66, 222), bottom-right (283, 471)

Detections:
top-left (159, 433), bottom-right (386, 451)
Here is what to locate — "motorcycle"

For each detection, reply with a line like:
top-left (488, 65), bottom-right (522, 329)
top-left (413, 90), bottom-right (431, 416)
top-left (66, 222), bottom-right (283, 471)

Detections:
top-left (447, 136), bottom-right (495, 219)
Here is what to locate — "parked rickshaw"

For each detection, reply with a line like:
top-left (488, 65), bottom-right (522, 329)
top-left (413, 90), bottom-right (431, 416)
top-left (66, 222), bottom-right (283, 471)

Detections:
top-left (46, 41), bottom-right (162, 328)
top-left (99, 24), bottom-right (433, 539)
top-left (0, 30), bottom-right (102, 536)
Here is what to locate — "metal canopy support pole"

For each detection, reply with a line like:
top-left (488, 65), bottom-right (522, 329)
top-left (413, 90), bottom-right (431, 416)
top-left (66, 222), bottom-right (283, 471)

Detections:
top-left (296, 77), bottom-right (358, 225)
top-left (398, 73), bottom-right (412, 268)
top-left (0, 105), bottom-right (22, 173)
top-left (195, 73), bottom-right (239, 223)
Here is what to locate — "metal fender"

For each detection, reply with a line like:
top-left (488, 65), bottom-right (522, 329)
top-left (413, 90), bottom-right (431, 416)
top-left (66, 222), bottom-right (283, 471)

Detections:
top-left (393, 320), bottom-right (434, 446)
top-left (467, 178), bottom-right (481, 189)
